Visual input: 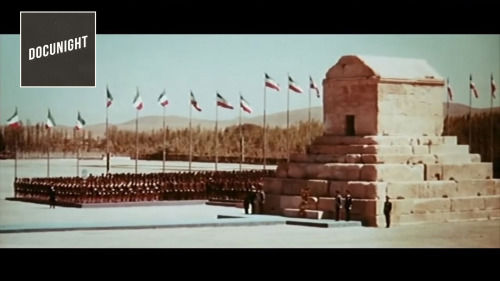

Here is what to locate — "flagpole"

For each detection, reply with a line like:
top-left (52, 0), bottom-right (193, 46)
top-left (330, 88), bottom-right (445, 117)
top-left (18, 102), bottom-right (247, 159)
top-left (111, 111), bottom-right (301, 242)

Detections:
top-left (446, 78), bottom-right (450, 135)
top-left (308, 78), bottom-right (312, 144)
top-left (239, 93), bottom-right (243, 172)
top-left (14, 128), bottom-right (18, 179)
top-left (47, 127), bottom-right (50, 177)
top-left (106, 88), bottom-right (110, 175)
top-left (490, 74), bottom-right (494, 162)
top-left (215, 93), bottom-right (219, 171)
top-left (162, 105), bottom-right (166, 173)
top-left (469, 75), bottom-right (472, 153)
top-left (263, 80), bottom-right (267, 170)
top-left (76, 129), bottom-right (80, 177)
top-left (189, 95), bottom-right (193, 172)
top-left (286, 73), bottom-right (290, 164)
top-left (135, 108), bottom-right (139, 175)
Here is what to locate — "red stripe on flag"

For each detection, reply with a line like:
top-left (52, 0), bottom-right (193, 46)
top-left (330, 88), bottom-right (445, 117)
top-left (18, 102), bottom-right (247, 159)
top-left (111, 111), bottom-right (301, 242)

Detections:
top-left (217, 101), bottom-right (234, 109)
top-left (289, 84), bottom-right (303, 93)
top-left (470, 82), bottom-right (479, 98)
top-left (265, 81), bottom-right (280, 91)
top-left (241, 104), bottom-right (252, 113)
top-left (9, 122), bottom-right (21, 129)
top-left (192, 101), bottom-right (202, 112)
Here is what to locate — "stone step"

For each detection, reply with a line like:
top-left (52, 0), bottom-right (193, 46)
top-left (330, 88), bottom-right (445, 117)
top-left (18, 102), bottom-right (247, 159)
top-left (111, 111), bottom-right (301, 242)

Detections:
top-left (424, 163), bottom-right (493, 181)
top-left (283, 208), bottom-right (324, 219)
top-left (290, 153), bottom-right (480, 164)
top-left (264, 177), bottom-right (387, 199)
top-left (308, 144), bottom-right (468, 155)
top-left (377, 209), bottom-right (500, 227)
top-left (284, 162), bottom-right (424, 181)
top-left (285, 219), bottom-right (362, 228)
top-left (387, 179), bottom-right (500, 199)
top-left (381, 195), bottom-right (500, 217)
top-left (268, 194), bottom-right (500, 226)
top-left (283, 162), bottom-right (491, 181)
top-left (308, 144), bottom-right (414, 155)
top-left (313, 135), bottom-right (458, 146)
top-left (265, 178), bottom-right (500, 201)
top-left (283, 162), bottom-right (492, 181)
top-left (263, 177), bottom-right (330, 196)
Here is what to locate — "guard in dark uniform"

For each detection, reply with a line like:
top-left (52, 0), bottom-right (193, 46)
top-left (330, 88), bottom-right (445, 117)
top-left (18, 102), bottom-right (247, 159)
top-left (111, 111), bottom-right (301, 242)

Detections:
top-left (256, 184), bottom-right (266, 214)
top-left (243, 188), bottom-right (251, 214)
top-left (49, 186), bottom-right (56, 209)
top-left (384, 196), bottom-right (392, 228)
top-left (248, 185), bottom-right (257, 214)
top-left (335, 191), bottom-right (342, 221)
top-left (344, 190), bottom-right (352, 221)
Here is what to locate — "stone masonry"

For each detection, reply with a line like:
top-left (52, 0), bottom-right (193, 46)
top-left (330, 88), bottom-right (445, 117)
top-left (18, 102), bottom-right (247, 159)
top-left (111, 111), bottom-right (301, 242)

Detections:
top-left (263, 55), bottom-right (500, 226)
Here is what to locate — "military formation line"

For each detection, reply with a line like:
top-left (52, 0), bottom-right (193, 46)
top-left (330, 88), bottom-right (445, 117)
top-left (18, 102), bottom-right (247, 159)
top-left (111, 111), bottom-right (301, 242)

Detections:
top-left (14, 170), bottom-right (274, 204)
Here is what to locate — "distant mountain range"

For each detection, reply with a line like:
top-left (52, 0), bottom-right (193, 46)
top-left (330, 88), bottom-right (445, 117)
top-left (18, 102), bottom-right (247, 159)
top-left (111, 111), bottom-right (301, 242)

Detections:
top-left (50, 103), bottom-right (500, 137)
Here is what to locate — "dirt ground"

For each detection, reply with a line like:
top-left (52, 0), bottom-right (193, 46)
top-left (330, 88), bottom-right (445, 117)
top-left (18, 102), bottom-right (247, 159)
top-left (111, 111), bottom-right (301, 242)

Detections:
top-left (1, 219), bottom-right (499, 248)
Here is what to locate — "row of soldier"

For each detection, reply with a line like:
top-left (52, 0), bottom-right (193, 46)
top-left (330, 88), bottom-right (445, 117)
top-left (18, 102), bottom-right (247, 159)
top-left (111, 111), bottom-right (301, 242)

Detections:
top-left (13, 170), bottom-right (275, 204)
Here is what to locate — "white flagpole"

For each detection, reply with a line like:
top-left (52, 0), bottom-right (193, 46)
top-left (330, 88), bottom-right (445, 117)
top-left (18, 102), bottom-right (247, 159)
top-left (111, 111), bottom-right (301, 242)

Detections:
top-left (469, 75), bottom-right (473, 153)
top-left (287, 73), bottom-right (290, 163)
top-left (239, 93), bottom-right (243, 172)
top-left (106, 87), bottom-right (110, 175)
top-left (135, 107), bottom-right (139, 175)
top-left (47, 127), bottom-right (50, 177)
top-left (189, 95), bottom-right (193, 172)
top-left (263, 79), bottom-right (267, 170)
top-left (308, 77), bottom-right (312, 144)
top-left (215, 93), bottom-right (219, 171)
top-left (446, 78), bottom-right (450, 135)
top-left (162, 105), bottom-right (166, 173)
top-left (14, 128), bottom-right (18, 179)
top-left (76, 129), bottom-right (80, 177)
top-left (491, 74), bottom-right (494, 162)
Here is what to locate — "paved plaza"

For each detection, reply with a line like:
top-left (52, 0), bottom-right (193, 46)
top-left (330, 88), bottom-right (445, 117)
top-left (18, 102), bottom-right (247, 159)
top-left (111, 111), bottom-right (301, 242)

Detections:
top-left (0, 158), bottom-right (499, 248)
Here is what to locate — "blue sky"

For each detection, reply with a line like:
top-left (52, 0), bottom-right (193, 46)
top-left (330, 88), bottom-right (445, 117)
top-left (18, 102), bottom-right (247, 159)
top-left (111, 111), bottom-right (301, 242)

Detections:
top-left (1, 34), bottom-right (499, 126)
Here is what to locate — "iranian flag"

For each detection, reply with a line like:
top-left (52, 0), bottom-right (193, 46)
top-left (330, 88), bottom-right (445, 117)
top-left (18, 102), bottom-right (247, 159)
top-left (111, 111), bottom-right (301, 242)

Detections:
top-left (133, 89), bottom-right (144, 110)
top-left (470, 75), bottom-right (479, 99)
top-left (446, 78), bottom-right (454, 101)
top-left (492, 74), bottom-right (497, 99)
top-left (216, 93), bottom-right (234, 109)
top-left (46, 109), bottom-right (56, 129)
top-left (158, 90), bottom-right (169, 107)
top-left (240, 95), bottom-right (253, 114)
top-left (288, 75), bottom-right (303, 93)
top-left (190, 91), bottom-right (202, 112)
top-left (6, 108), bottom-right (21, 128)
top-left (106, 86), bottom-right (113, 108)
top-left (310, 76), bottom-right (320, 98)
top-left (75, 111), bottom-right (86, 130)
top-left (265, 73), bottom-right (280, 91)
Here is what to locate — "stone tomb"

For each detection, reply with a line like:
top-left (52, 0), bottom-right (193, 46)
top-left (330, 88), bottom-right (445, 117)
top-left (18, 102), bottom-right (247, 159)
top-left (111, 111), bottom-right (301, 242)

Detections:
top-left (263, 55), bottom-right (500, 226)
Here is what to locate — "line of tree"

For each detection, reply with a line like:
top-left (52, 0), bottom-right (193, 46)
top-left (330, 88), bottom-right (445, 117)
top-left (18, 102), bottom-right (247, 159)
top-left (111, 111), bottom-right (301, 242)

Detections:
top-left (0, 120), bottom-right (324, 160)
top-left (444, 112), bottom-right (499, 163)
top-left (1, 113), bottom-right (497, 168)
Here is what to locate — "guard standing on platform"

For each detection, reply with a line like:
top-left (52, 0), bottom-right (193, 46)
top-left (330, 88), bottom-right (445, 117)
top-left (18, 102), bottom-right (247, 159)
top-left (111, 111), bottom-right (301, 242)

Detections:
top-left (49, 186), bottom-right (56, 209)
top-left (256, 183), bottom-right (266, 214)
top-left (345, 190), bottom-right (353, 221)
top-left (384, 196), bottom-right (392, 228)
top-left (335, 190), bottom-right (342, 221)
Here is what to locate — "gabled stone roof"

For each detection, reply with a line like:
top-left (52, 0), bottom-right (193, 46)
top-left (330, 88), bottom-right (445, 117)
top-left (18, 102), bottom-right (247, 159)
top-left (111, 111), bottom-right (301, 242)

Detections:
top-left (326, 55), bottom-right (443, 81)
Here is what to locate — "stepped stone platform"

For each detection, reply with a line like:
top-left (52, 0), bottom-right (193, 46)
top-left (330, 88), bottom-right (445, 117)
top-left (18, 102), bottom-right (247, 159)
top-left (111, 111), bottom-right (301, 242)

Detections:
top-left (262, 55), bottom-right (500, 227)
top-left (265, 135), bottom-right (500, 227)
